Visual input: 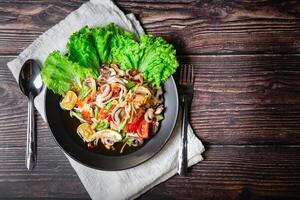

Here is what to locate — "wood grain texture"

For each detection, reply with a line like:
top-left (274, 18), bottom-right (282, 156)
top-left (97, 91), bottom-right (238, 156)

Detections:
top-left (182, 54), bottom-right (300, 144)
top-left (0, 146), bottom-right (299, 199)
top-left (139, 146), bottom-right (300, 200)
top-left (117, 0), bottom-right (300, 54)
top-left (0, 147), bottom-right (89, 199)
top-left (0, 0), bottom-right (300, 54)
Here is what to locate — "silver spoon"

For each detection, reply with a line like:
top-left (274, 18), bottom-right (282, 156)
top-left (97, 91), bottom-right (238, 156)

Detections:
top-left (19, 59), bottom-right (43, 170)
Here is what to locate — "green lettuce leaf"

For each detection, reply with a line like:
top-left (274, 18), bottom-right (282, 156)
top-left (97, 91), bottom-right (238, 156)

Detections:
top-left (139, 35), bottom-right (179, 87)
top-left (41, 51), bottom-right (98, 95)
top-left (42, 24), bottom-right (179, 95)
top-left (91, 27), bottom-right (113, 63)
top-left (92, 23), bottom-right (140, 70)
top-left (67, 26), bottom-right (100, 71)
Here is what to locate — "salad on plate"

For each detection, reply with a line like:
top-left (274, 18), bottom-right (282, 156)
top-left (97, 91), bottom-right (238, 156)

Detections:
top-left (41, 23), bottom-right (179, 153)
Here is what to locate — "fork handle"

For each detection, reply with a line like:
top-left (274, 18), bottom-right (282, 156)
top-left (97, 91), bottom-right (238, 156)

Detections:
top-left (178, 95), bottom-right (189, 176)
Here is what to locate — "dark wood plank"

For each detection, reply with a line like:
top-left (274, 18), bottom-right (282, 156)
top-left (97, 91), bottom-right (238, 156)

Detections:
top-left (184, 54), bottom-right (300, 145)
top-left (117, 0), bottom-right (300, 54)
top-left (0, 146), bottom-right (299, 199)
top-left (0, 0), bottom-right (300, 54)
top-left (1, 54), bottom-right (300, 146)
top-left (139, 146), bottom-right (300, 200)
top-left (0, 147), bottom-right (89, 199)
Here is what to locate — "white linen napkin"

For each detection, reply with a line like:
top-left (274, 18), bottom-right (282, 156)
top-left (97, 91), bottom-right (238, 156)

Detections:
top-left (7, 0), bottom-right (205, 199)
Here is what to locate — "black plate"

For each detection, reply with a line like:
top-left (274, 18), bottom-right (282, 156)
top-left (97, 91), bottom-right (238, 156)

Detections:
top-left (45, 77), bottom-right (179, 170)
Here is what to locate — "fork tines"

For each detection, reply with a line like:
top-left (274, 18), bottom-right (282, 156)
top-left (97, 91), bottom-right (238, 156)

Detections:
top-left (179, 64), bottom-right (194, 85)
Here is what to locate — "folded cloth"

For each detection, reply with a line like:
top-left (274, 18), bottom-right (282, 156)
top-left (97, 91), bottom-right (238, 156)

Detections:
top-left (7, 0), bottom-right (205, 199)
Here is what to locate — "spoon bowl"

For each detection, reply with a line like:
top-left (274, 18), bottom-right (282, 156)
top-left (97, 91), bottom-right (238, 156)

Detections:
top-left (19, 59), bottom-right (43, 170)
top-left (19, 59), bottom-right (43, 97)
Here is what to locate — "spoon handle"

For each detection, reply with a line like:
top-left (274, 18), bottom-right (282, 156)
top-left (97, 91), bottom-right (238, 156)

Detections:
top-left (26, 93), bottom-right (36, 170)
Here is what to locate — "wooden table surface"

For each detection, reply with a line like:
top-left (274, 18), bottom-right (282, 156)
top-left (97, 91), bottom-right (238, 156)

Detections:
top-left (1, 0), bottom-right (300, 199)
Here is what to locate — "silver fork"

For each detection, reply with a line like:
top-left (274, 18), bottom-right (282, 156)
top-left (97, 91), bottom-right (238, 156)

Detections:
top-left (177, 64), bottom-right (194, 176)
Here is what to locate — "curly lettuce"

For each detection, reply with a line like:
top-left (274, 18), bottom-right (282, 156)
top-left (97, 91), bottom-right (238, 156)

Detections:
top-left (92, 26), bottom-right (113, 63)
top-left (93, 24), bottom-right (179, 86)
top-left (92, 23), bottom-right (140, 70)
top-left (139, 35), bottom-right (179, 87)
top-left (42, 23), bottom-right (179, 93)
top-left (41, 51), bottom-right (98, 95)
top-left (67, 26), bottom-right (100, 71)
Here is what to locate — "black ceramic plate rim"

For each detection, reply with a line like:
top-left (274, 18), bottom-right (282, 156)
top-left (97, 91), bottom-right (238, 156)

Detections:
top-left (44, 76), bottom-right (179, 171)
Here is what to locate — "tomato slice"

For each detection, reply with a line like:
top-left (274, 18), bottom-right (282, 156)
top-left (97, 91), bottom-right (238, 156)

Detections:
top-left (85, 94), bottom-right (94, 104)
top-left (98, 109), bottom-right (107, 120)
top-left (112, 86), bottom-right (120, 97)
top-left (137, 119), bottom-right (150, 139)
top-left (125, 117), bottom-right (142, 132)
top-left (125, 124), bottom-right (134, 132)
top-left (133, 109), bottom-right (144, 122)
top-left (82, 110), bottom-right (91, 122)
top-left (106, 114), bottom-right (112, 122)
top-left (76, 98), bottom-right (84, 108)
top-left (125, 109), bottom-right (147, 134)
